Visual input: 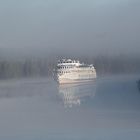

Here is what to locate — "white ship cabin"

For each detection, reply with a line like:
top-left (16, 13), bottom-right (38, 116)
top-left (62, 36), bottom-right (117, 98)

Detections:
top-left (57, 59), bottom-right (94, 71)
top-left (57, 59), bottom-right (81, 75)
top-left (57, 59), bottom-right (81, 67)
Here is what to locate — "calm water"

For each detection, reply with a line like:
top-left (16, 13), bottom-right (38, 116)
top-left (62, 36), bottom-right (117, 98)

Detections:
top-left (0, 75), bottom-right (140, 140)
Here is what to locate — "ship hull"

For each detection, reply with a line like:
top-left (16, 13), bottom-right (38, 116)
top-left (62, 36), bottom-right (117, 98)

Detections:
top-left (58, 78), bottom-right (96, 84)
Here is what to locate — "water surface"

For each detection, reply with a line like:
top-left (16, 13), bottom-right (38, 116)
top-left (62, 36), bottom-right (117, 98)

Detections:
top-left (0, 75), bottom-right (140, 140)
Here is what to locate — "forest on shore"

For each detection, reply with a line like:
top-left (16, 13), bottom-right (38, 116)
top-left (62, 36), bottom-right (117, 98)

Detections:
top-left (0, 55), bottom-right (140, 79)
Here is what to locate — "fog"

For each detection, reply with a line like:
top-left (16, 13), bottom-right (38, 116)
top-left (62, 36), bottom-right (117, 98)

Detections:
top-left (0, 1), bottom-right (140, 139)
top-left (0, 0), bottom-right (140, 58)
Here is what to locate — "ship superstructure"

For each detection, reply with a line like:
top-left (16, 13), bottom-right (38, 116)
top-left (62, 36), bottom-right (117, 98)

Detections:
top-left (55, 59), bottom-right (96, 84)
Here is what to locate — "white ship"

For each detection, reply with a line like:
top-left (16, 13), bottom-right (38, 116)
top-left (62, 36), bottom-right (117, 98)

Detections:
top-left (54, 59), bottom-right (96, 84)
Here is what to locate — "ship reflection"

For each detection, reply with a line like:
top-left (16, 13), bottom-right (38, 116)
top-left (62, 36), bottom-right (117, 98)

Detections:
top-left (58, 82), bottom-right (96, 108)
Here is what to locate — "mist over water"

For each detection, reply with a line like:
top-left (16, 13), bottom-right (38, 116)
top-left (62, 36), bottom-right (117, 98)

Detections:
top-left (0, 75), bottom-right (140, 139)
top-left (0, 0), bottom-right (140, 139)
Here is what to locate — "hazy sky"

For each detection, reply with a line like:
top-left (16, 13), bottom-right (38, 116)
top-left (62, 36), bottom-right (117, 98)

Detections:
top-left (0, 0), bottom-right (140, 57)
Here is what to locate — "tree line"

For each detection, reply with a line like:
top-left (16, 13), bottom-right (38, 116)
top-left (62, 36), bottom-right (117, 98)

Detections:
top-left (0, 59), bottom-right (54, 79)
top-left (0, 56), bottom-right (140, 79)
